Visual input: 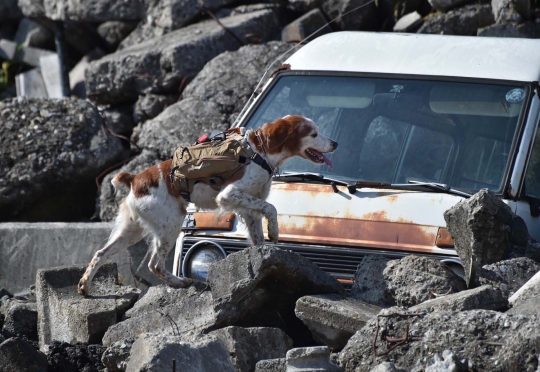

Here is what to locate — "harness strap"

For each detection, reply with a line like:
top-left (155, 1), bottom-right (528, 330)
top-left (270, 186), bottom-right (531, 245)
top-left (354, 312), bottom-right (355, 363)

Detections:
top-left (238, 137), bottom-right (273, 175)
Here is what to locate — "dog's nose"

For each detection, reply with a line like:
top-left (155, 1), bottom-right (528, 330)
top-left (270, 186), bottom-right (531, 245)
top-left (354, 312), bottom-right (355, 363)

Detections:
top-left (331, 140), bottom-right (338, 150)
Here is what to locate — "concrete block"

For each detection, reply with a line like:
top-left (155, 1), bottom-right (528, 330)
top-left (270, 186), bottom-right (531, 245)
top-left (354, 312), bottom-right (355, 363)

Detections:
top-left (295, 294), bottom-right (381, 351)
top-left (2, 302), bottom-right (38, 341)
top-left (15, 68), bottom-right (48, 98)
top-left (509, 269), bottom-right (540, 306)
top-left (208, 327), bottom-right (293, 372)
top-left (286, 346), bottom-right (340, 372)
top-left (0, 39), bottom-right (17, 60)
top-left (36, 263), bottom-right (139, 349)
top-left (410, 284), bottom-right (508, 313)
top-left (17, 45), bottom-right (54, 67)
top-left (255, 358), bottom-right (286, 372)
top-left (0, 337), bottom-right (48, 372)
top-left (281, 9), bottom-right (330, 43)
top-left (0, 222), bottom-right (141, 293)
top-left (39, 54), bottom-right (63, 98)
top-left (126, 333), bottom-right (236, 372)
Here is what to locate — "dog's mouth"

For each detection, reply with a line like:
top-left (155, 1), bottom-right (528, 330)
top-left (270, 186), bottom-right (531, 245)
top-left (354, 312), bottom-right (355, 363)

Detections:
top-left (305, 148), bottom-right (332, 168)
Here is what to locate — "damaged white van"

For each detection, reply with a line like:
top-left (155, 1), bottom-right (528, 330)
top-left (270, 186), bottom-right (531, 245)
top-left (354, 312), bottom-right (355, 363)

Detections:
top-left (173, 32), bottom-right (540, 286)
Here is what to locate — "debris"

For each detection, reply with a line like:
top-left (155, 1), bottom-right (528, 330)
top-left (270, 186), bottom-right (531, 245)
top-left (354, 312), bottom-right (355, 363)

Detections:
top-left (286, 346), bottom-right (341, 372)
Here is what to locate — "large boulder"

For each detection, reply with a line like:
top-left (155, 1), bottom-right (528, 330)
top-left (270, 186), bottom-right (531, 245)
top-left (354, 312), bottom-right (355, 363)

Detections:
top-left (119, 0), bottom-right (238, 49)
top-left (349, 255), bottom-right (395, 308)
top-left (102, 283), bottom-right (217, 346)
top-left (36, 263), bottom-right (139, 349)
top-left (42, 0), bottom-right (146, 22)
top-left (207, 246), bottom-right (346, 334)
top-left (382, 255), bottom-right (466, 307)
top-left (0, 337), bottom-right (48, 372)
top-left (85, 10), bottom-right (279, 104)
top-left (295, 294), bottom-right (380, 351)
top-left (444, 189), bottom-right (523, 285)
top-left (208, 326), bottom-right (293, 372)
top-left (417, 4), bottom-right (494, 35)
top-left (339, 309), bottom-right (540, 372)
top-left (126, 333), bottom-right (236, 372)
top-left (0, 98), bottom-right (125, 221)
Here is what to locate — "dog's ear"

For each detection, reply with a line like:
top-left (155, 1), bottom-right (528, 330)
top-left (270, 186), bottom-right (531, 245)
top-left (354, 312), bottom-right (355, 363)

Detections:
top-left (261, 116), bottom-right (305, 154)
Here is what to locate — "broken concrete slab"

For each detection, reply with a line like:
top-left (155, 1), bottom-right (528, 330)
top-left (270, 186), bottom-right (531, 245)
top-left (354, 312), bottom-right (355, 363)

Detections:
top-left (42, 0), bottom-right (146, 22)
top-left (0, 223), bottom-right (138, 294)
top-left (44, 341), bottom-right (107, 371)
top-left (208, 246), bottom-right (346, 328)
top-left (418, 4), bottom-right (494, 36)
top-left (281, 8), bottom-right (330, 43)
top-left (134, 93), bottom-right (178, 123)
top-left (85, 10), bottom-right (279, 104)
top-left (349, 255), bottom-right (395, 308)
top-left (40, 54), bottom-right (64, 98)
top-left (16, 44), bottom-right (55, 67)
top-left (1, 302), bottom-right (38, 341)
top-left (508, 269), bottom-right (540, 307)
top-left (477, 21), bottom-right (540, 38)
top-left (0, 39), bottom-right (17, 60)
top-left (126, 333), bottom-right (237, 372)
top-left (286, 346), bottom-right (341, 371)
top-left (208, 326), bottom-right (293, 372)
top-left (102, 283), bottom-right (216, 346)
top-left (255, 358), bottom-right (286, 372)
top-left (409, 285), bottom-right (508, 313)
top-left (383, 255), bottom-right (466, 307)
top-left (444, 189), bottom-right (518, 285)
top-left (507, 295), bottom-right (540, 316)
top-left (478, 257), bottom-right (540, 297)
top-left (101, 338), bottom-right (135, 372)
top-left (0, 337), bottom-right (48, 372)
top-left (295, 294), bottom-right (380, 351)
top-left (15, 68), bottom-right (48, 98)
top-left (36, 263), bottom-right (139, 349)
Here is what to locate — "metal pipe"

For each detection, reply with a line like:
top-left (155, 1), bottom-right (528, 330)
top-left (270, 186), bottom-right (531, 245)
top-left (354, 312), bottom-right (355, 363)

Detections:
top-left (54, 21), bottom-right (70, 97)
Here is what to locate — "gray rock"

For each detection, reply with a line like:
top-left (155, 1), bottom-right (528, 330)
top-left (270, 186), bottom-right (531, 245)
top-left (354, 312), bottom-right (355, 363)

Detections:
top-left (339, 309), bottom-right (540, 372)
top-left (477, 21), bottom-right (540, 37)
top-left (86, 10), bottom-right (279, 104)
top-left (350, 255), bottom-right (395, 308)
top-left (507, 295), bottom-right (540, 316)
top-left (409, 284), bottom-right (508, 313)
top-left (418, 4), bottom-right (494, 35)
top-left (126, 333), bottom-right (236, 372)
top-left (509, 269), bottom-right (540, 307)
top-left (69, 49), bottom-right (106, 99)
top-left (444, 189), bottom-right (517, 285)
top-left (208, 246), bottom-right (345, 329)
top-left (101, 103), bottom-right (135, 134)
top-left (99, 150), bottom-right (160, 221)
top-left (282, 9), bottom-right (330, 43)
top-left (119, 0), bottom-right (238, 49)
top-left (134, 93), bottom-right (179, 124)
top-left (44, 341), bottom-right (107, 372)
top-left (478, 257), bottom-right (540, 297)
top-left (18, 0), bottom-right (46, 18)
top-left (286, 346), bottom-right (341, 371)
top-left (424, 350), bottom-right (467, 372)
top-left (42, 0), bottom-right (146, 22)
top-left (0, 0), bottom-right (22, 21)
top-left (0, 98), bottom-right (125, 221)
top-left (492, 0), bottom-right (531, 22)
top-left (0, 337), bottom-right (48, 372)
top-left (36, 263), bottom-right (140, 349)
top-left (383, 255), bottom-right (466, 307)
top-left (1, 302), bottom-right (38, 341)
top-left (97, 21), bottom-right (139, 51)
top-left (102, 283), bottom-right (216, 346)
top-left (256, 358), bottom-right (286, 372)
top-left (428, 0), bottom-right (472, 12)
top-left (322, 0), bottom-right (378, 31)
top-left (135, 97), bottom-right (228, 159)
top-left (295, 294), bottom-right (380, 351)
top-left (209, 326), bottom-right (293, 372)
top-left (370, 362), bottom-right (407, 372)
top-left (393, 11), bottom-right (424, 32)
top-left (102, 338), bottom-right (135, 372)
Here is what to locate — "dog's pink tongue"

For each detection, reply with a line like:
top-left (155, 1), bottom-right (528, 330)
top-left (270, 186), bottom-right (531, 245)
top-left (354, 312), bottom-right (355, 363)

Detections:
top-left (311, 149), bottom-right (332, 168)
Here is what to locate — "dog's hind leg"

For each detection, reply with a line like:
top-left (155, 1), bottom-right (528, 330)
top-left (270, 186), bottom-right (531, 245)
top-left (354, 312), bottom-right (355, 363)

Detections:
top-left (78, 202), bottom-right (144, 296)
top-left (239, 211), bottom-right (265, 246)
top-left (147, 225), bottom-right (193, 288)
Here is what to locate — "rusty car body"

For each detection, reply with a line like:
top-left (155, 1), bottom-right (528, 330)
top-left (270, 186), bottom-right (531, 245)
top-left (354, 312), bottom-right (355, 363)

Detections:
top-left (173, 32), bottom-right (540, 285)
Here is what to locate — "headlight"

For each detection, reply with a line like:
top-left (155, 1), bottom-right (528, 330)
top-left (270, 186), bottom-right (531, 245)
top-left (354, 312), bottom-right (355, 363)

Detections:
top-left (182, 241), bottom-right (226, 282)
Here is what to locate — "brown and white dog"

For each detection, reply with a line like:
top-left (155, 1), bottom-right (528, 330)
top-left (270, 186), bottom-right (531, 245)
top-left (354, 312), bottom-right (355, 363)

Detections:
top-left (78, 115), bottom-right (338, 296)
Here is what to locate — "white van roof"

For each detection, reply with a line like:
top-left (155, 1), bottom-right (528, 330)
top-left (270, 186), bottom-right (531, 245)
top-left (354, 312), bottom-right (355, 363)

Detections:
top-left (285, 32), bottom-right (540, 82)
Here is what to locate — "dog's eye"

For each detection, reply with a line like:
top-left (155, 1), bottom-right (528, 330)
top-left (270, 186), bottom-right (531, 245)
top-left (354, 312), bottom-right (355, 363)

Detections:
top-left (311, 133), bottom-right (318, 138)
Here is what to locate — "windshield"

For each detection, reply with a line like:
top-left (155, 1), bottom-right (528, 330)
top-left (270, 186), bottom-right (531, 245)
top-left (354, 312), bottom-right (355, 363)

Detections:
top-left (244, 75), bottom-right (528, 192)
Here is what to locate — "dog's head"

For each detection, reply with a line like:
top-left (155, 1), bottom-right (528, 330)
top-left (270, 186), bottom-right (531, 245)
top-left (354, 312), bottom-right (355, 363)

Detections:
top-left (254, 115), bottom-right (338, 167)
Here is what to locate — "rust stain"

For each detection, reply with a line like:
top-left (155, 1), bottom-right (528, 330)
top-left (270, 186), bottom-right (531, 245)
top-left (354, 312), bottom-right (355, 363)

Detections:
top-left (193, 212), bottom-right (235, 230)
top-left (338, 278), bottom-right (354, 284)
top-left (435, 227), bottom-right (455, 248)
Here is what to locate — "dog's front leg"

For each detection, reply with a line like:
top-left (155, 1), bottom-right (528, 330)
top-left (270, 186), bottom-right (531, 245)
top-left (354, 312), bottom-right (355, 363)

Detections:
top-left (216, 188), bottom-right (279, 244)
top-left (240, 212), bottom-right (265, 246)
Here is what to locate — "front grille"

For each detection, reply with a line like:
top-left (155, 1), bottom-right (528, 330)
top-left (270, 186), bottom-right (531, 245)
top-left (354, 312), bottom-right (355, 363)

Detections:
top-left (181, 237), bottom-right (449, 284)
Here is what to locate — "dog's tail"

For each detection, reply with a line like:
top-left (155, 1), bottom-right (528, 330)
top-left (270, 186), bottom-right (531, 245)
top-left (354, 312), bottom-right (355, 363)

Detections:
top-left (112, 172), bottom-right (134, 190)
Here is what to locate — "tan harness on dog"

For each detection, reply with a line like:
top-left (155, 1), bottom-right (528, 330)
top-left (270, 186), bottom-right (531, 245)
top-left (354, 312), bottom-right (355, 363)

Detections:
top-left (169, 129), bottom-right (273, 201)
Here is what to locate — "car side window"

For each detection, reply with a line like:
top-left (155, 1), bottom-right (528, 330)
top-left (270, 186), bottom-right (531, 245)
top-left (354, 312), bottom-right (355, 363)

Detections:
top-left (524, 125), bottom-right (540, 198)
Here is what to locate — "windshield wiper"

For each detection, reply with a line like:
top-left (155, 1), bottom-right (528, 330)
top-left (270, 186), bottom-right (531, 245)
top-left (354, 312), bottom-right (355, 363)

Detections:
top-left (274, 172), bottom-right (471, 198)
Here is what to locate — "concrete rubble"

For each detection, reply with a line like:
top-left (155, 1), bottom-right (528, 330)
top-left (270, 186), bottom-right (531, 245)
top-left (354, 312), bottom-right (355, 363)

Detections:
top-left (286, 346), bottom-right (341, 371)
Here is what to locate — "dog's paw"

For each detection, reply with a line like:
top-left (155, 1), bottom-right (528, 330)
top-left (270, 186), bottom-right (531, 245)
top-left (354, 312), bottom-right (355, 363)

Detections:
top-left (267, 222), bottom-right (279, 244)
top-left (170, 277), bottom-right (194, 288)
top-left (77, 278), bottom-right (90, 296)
